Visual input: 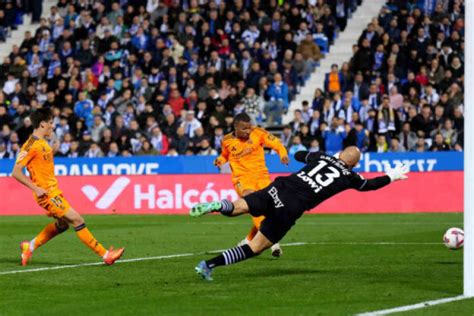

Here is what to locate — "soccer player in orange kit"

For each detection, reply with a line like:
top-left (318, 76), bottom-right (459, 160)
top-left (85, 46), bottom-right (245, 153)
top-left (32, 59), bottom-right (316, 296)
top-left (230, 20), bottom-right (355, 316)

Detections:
top-left (12, 108), bottom-right (124, 266)
top-left (214, 113), bottom-right (289, 257)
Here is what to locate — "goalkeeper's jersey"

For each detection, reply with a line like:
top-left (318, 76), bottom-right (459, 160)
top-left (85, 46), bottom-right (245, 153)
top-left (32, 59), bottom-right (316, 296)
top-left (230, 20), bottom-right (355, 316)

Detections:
top-left (278, 151), bottom-right (391, 212)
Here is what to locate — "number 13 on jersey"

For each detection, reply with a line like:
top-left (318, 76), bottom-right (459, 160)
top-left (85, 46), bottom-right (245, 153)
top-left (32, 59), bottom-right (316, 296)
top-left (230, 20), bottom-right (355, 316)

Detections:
top-left (296, 160), bottom-right (342, 193)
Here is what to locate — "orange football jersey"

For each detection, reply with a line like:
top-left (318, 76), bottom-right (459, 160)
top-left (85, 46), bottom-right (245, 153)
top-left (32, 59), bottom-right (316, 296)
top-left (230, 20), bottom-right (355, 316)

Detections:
top-left (16, 136), bottom-right (61, 199)
top-left (218, 127), bottom-right (287, 182)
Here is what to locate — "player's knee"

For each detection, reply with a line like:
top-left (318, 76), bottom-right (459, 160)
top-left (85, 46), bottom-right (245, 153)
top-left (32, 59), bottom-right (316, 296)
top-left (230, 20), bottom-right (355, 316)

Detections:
top-left (73, 216), bottom-right (85, 227)
top-left (233, 198), bottom-right (250, 214)
top-left (55, 220), bottom-right (69, 232)
top-left (68, 214), bottom-right (84, 228)
top-left (64, 208), bottom-right (85, 227)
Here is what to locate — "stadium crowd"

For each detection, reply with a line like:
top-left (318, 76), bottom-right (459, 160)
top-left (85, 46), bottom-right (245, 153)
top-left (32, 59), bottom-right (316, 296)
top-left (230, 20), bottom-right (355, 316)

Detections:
top-left (0, 0), bottom-right (465, 159)
top-left (297, 0), bottom-right (465, 154)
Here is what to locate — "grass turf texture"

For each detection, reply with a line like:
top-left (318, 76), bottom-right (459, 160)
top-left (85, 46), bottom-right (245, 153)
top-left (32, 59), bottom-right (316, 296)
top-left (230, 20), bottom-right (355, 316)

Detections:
top-left (0, 213), bottom-right (471, 315)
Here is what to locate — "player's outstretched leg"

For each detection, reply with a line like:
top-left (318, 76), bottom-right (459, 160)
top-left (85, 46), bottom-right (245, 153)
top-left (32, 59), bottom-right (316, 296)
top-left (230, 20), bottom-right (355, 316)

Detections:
top-left (244, 216), bottom-right (283, 258)
top-left (64, 208), bottom-right (125, 265)
top-left (190, 198), bottom-right (250, 218)
top-left (195, 231), bottom-right (273, 281)
top-left (20, 220), bottom-right (69, 266)
top-left (190, 201), bottom-right (228, 217)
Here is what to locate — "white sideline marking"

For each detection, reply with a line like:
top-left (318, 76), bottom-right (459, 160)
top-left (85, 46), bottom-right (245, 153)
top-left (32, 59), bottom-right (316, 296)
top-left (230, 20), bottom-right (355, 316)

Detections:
top-left (0, 241), bottom-right (441, 276)
top-left (0, 253), bottom-right (195, 276)
top-left (355, 295), bottom-right (471, 315)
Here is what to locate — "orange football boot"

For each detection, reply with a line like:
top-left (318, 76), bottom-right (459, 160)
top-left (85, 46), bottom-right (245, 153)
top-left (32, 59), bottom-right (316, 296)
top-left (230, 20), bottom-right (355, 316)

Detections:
top-left (103, 247), bottom-right (125, 265)
top-left (20, 241), bottom-right (33, 266)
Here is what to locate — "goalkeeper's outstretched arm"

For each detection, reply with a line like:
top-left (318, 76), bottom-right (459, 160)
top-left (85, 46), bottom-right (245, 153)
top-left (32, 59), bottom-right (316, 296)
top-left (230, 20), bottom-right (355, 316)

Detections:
top-left (353, 164), bottom-right (409, 192)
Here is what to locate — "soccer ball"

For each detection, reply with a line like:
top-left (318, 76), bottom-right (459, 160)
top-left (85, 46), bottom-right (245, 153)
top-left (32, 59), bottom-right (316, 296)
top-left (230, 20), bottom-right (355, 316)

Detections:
top-left (443, 227), bottom-right (464, 250)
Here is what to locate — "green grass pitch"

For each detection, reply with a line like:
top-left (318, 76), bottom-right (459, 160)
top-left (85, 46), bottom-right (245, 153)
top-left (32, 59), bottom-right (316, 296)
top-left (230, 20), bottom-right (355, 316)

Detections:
top-left (0, 213), bottom-right (472, 315)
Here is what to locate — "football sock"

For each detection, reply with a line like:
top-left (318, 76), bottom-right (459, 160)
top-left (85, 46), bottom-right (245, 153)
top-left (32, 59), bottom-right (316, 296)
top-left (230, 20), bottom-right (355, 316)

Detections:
top-left (74, 224), bottom-right (107, 257)
top-left (30, 222), bottom-right (68, 252)
top-left (205, 244), bottom-right (255, 268)
top-left (247, 216), bottom-right (264, 240)
top-left (219, 199), bottom-right (234, 216)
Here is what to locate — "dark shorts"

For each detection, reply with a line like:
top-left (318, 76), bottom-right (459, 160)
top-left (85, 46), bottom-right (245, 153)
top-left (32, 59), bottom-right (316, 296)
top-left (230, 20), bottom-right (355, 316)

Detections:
top-left (242, 180), bottom-right (304, 244)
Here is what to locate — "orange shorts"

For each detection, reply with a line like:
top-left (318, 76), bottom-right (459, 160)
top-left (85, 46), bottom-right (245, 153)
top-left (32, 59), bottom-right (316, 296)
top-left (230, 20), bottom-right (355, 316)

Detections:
top-left (234, 176), bottom-right (272, 197)
top-left (36, 194), bottom-right (71, 218)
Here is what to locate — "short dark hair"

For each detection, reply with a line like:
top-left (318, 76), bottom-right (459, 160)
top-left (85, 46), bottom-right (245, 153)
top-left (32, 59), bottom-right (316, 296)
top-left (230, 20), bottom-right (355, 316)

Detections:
top-left (234, 113), bottom-right (251, 125)
top-left (30, 108), bottom-right (52, 129)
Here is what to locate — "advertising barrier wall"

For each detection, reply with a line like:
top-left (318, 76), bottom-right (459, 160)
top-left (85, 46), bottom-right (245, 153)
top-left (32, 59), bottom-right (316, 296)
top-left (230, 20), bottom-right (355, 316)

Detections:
top-left (0, 172), bottom-right (462, 215)
top-left (0, 151), bottom-right (463, 176)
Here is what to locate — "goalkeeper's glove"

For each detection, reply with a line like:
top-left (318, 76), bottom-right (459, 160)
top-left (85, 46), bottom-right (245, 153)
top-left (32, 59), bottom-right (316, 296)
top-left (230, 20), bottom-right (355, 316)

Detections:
top-left (386, 164), bottom-right (409, 182)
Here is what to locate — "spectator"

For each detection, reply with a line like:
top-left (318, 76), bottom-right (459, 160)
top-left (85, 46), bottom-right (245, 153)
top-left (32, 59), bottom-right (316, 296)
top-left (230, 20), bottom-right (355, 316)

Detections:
top-left (389, 86), bottom-right (403, 110)
top-left (324, 64), bottom-right (343, 94)
top-left (78, 131), bottom-right (93, 156)
top-left (84, 143), bottom-right (105, 158)
top-left (280, 125), bottom-right (293, 149)
top-left (412, 105), bottom-right (435, 136)
top-left (375, 134), bottom-right (389, 153)
top-left (167, 120), bottom-right (188, 149)
top-left (150, 126), bottom-right (169, 155)
top-left (241, 88), bottom-right (261, 125)
top-left (430, 132), bottom-right (451, 151)
top-left (323, 118), bottom-right (346, 154)
top-left (296, 33), bottom-right (322, 68)
top-left (107, 142), bottom-right (120, 157)
top-left (352, 38), bottom-right (373, 77)
top-left (349, 72), bottom-right (369, 101)
top-left (288, 135), bottom-right (307, 155)
top-left (0, 140), bottom-right (10, 159)
top-left (265, 73), bottom-right (288, 125)
top-left (346, 120), bottom-right (369, 152)
top-left (197, 139), bottom-right (217, 156)
top-left (180, 110), bottom-right (202, 139)
top-left (3, 73), bottom-right (18, 95)
top-left (308, 139), bottom-right (321, 152)
top-left (300, 101), bottom-right (313, 124)
top-left (376, 96), bottom-right (398, 136)
top-left (74, 91), bottom-right (94, 128)
top-left (389, 137), bottom-right (406, 153)
top-left (312, 88), bottom-right (325, 111)
top-left (91, 115), bottom-right (106, 143)
top-left (167, 148), bottom-right (179, 157)
top-left (440, 119), bottom-right (458, 147)
top-left (299, 125), bottom-right (313, 149)
top-left (137, 140), bottom-right (159, 156)
top-left (399, 122), bottom-right (418, 151)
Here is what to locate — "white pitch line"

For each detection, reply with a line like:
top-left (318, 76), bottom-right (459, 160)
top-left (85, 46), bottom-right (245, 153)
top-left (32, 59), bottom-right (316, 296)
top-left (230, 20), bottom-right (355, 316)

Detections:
top-left (0, 252), bottom-right (195, 276)
top-left (282, 242), bottom-right (441, 246)
top-left (0, 241), bottom-right (441, 276)
top-left (355, 295), bottom-right (471, 315)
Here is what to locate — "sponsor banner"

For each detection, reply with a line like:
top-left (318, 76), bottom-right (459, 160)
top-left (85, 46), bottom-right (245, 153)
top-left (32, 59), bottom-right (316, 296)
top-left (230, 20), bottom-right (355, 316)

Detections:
top-left (0, 171), bottom-right (462, 215)
top-left (0, 151), bottom-right (464, 176)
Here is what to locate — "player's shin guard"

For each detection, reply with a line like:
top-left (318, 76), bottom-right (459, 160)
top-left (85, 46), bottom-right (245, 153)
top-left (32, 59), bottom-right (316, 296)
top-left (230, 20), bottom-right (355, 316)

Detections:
top-left (30, 222), bottom-right (69, 252)
top-left (219, 199), bottom-right (234, 216)
top-left (205, 244), bottom-right (255, 268)
top-left (74, 223), bottom-right (107, 257)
